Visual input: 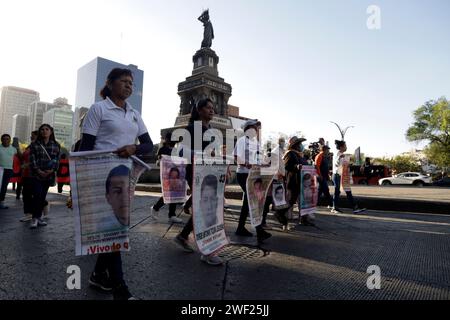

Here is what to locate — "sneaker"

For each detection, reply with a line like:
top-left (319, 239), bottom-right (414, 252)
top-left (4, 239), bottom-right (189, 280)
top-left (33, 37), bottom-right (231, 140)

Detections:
top-left (169, 216), bottom-right (183, 224)
top-left (0, 203), bottom-right (9, 210)
top-left (30, 219), bottom-right (38, 229)
top-left (20, 214), bottom-right (33, 222)
top-left (37, 218), bottom-right (47, 227)
top-left (353, 207), bottom-right (367, 214)
top-left (113, 284), bottom-right (134, 300)
top-left (257, 230), bottom-right (272, 242)
top-left (89, 272), bottom-right (113, 292)
top-left (174, 234), bottom-right (195, 253)
top-left (282, 224), bottom-right (291, 232)
top-left (149, 207), bottom-right (158, 220)
top-left (235, 228), bottom-right (253, 237)
top-left (200, 254), bottom-right (224, 266)
top-left (330, 208), bottom-right (343, 214)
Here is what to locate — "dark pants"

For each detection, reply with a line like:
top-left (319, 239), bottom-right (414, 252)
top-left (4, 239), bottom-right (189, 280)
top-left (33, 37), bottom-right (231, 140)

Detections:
top-left (31, 178), bottom-right (51, 219)
top-left (333, 174), bottom-right (356, 209)
top-left (16, 182), bottom-right (22, 199)
top-left (153, 197), bottom-right (177, 218)
top-left (275, 208), bottom-right (289, 226)
top-left (236, 173), bottom-right (263, 234)
top-left (179, 170), bottom-right (194, 240)
top-left (22, 177), bottom-right (34, 214)
top-left (318, 177), bottom-right (333, 207)
top-left (262, 196), bottom-right (272, 225)
top-left (94, 252), bottom-right (124, 288)
top-left (57, 183), bottom-right (64, 194)
top-left (0, 169), bottom-right (13, 202)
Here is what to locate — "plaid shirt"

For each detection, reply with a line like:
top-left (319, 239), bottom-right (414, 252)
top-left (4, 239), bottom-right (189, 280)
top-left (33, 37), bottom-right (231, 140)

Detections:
top-left (29, 140), bottom-right (60, 177)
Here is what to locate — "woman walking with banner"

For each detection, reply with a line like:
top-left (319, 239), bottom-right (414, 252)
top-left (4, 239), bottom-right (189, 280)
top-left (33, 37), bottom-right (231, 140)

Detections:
top-left (173, 98), bottom-right (224, 266)
top-left (79, 68), bottom-right (153, 300)
top-left (331, 140), bottom-right (366, 214)
top-left (283, 136), bottom-right (315, 226)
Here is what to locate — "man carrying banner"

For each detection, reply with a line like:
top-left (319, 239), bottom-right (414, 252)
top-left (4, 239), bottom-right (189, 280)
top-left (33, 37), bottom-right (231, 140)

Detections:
top-left (79, 68), bottom-right (153, 300)
top-left (234, 119), bottom-right (272, 242)
top-left (331, 140), bottom-right (366, 214)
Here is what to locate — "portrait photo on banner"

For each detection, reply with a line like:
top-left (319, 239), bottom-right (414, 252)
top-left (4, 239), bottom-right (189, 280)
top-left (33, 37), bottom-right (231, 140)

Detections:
top-left (70, 154), bottom-right (134, 255)
top-left (193, 162), bottom-right (228, 256)
top-left (160, 155), bottom-right (187, 203)
top-left (247, 167), bottom-right (273, 226)
top-left (300, 165), bottom-right (319, 216)
top-left (272, 181), bottom-right (289, 210)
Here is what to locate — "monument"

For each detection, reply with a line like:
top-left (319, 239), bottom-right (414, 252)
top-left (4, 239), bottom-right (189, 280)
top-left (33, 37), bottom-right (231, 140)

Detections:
top-left (161, 10), bottom-right (235, 139)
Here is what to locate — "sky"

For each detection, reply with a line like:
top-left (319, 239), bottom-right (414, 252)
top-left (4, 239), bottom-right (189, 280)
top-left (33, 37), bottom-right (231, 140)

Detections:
top-left (0, 0), bottom-right (449, 158)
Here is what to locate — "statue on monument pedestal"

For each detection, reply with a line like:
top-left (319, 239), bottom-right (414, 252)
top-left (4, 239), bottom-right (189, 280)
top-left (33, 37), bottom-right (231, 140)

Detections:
top-left (198, 9), bottom-right (214, 48)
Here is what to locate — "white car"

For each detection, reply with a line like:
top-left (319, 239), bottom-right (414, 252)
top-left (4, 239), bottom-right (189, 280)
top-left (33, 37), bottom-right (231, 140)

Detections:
top-left (378, 172), bottom-right (432, 187)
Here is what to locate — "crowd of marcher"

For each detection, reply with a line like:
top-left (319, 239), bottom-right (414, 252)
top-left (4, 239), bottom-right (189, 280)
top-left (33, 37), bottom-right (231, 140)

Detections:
top-left (0, 67), bottom-right (365, 300)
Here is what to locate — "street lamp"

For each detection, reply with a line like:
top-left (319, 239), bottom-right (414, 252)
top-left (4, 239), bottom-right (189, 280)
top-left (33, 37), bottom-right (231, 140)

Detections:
top-left (330, 121), bottom-right (355, 141)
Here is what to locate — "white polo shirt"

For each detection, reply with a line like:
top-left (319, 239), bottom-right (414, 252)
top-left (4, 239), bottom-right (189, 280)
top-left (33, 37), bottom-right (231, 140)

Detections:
top-left (82, 97), bottom-right (148, 151)
top-left (233, 135), bottom-right (261, 174)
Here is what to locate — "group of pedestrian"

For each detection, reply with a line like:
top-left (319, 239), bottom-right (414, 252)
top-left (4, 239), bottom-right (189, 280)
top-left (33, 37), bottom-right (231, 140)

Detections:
top-left (0, 126), bottom-right (62, 228)
top-left (1, 67), bottom-right (366, 301)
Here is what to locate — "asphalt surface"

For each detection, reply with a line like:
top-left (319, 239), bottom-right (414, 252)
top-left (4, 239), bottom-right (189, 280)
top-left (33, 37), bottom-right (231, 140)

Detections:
top-left (0, 186), bottom-right (449, 300)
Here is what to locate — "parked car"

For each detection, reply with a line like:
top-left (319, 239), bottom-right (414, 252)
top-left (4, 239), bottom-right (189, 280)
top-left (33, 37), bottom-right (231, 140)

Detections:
top-left (432, 177), bottom-right (450, 187)
top-left (378, 172), bottom-right (432, 187)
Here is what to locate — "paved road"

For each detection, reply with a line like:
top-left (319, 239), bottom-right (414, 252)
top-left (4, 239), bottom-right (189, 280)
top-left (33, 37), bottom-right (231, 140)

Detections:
top-left (0, 187), bottom-right (449, 300)
top-left (137, 184), bottom-right (450, 203)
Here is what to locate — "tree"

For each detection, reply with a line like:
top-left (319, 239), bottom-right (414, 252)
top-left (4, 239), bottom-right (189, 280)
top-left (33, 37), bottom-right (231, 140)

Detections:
top-left (406, 97), bottom-right (450, 171)
top-left (374, 155), bottom-right (422, 174)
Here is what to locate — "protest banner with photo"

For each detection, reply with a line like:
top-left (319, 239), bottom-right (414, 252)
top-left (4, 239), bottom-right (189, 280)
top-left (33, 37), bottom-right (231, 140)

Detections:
top-left (247, 166), bottom-right (274, 227)
top-left (160, 155), bottom-right (187, 204)
top-left (192, 157), bottom-right (229, 256)
top-left (70, 151), bottom-right (150, 256)
top-left (272, 180), bottom-right (289, 210)
top-left (341, 156), bottom-right (352, 192)
top-left (299, 165), bottom-right (319, 217)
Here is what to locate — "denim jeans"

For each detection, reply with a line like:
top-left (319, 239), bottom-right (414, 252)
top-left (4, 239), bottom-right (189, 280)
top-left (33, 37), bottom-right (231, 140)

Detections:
top-left (0, 169), bottom-right (13, 202)
top-left (31, 178), bottom-right (51, 219)
top-left (333, 174), bottom-right (356, 209)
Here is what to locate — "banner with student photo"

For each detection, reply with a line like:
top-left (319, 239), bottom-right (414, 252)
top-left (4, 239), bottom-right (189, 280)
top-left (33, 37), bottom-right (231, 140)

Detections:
top-left (299, 165), bottom-right (319, 217)
top-left (160, 155), bottom-right (187, 204)
top-left (247, 166), bottom-right (274, 227)
top-left (192, 157), bottom-right (228, 256)
top-left (272, 180), bottom-right (289, 210)
top-left (70, 151), bottom-right (150, 256)
top-left (341, 156), bottom-right (352, 192)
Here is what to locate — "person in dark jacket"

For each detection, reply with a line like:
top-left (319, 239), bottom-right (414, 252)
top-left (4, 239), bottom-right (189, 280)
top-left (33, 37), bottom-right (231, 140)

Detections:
top-left (283, 136), bottom-right (315, 226)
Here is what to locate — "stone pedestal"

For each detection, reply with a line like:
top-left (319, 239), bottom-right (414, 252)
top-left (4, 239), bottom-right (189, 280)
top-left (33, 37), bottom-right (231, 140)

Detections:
top-left (161, 47), bottom-right (234, 139)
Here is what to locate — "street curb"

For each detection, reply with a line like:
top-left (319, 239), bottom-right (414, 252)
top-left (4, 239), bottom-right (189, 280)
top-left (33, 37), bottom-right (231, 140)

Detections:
top-left (135, 185), bottom-right (450, 215)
